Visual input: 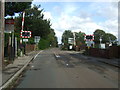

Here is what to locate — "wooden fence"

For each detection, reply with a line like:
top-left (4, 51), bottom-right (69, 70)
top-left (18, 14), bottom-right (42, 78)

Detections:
top-left (25, 44), bottom-right (36, 53)
top-left (87, 46), bottom-right (120, 59)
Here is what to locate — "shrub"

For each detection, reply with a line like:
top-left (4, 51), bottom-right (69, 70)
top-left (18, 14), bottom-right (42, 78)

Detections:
top-left (38, 38), bottom-right (49, 50)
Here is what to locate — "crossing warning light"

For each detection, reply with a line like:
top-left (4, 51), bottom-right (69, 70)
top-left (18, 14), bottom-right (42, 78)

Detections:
top-left (84, 35), bottom-right (94, 41)
top-left (20, 31), bottom-right (31, 38)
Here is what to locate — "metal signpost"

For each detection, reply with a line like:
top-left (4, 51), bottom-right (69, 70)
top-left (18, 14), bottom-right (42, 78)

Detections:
top-left (20, 31), bottom-right (31, 38)
top-left (20, 11), bottom-right (32, 55)
top-left (5, 19), bottom-right (15, 62)
top-left (34, 36), bottom-right (40, 50)
top-left (20, 11), bottom-right (32, 40)
top-left (84, 35), bottom-right (94, 49)
top-left (34, 36), bottom-right (40, 44)
top-left (5, 19), bottom-right (14, 33)
top-left (23, 39), bottom-right (28, 42)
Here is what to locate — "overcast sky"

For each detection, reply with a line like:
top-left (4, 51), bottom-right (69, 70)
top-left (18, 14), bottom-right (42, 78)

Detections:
top-left (32, 0), bottom-right (118, 44)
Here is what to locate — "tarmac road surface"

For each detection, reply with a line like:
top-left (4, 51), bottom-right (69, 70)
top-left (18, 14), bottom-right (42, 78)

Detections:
top-left (16, 48), bottom-right (119, 88)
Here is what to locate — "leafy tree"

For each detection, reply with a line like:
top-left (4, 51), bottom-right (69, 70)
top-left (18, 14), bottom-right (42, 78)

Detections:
top-left (14, 5), bottom-right (58, 49)
top-left (102, 33), bottom-right (117, 43)
top-left (62, 30), bottom-right (73, 45)
top-left (38, 38), bottom-right (49, 50)
top-left (93, 29), bottom-right (106, 43)
top-left (47, 29), bottom-right (58, 47)
top-left (94, 29), bottom-right (117, 44)
top-left (75, 31), bottom-right (85, 44)
top-left (24, 5), bottom-right (51, 38)
top-left (5, 2), bottom-right (32, 16)
top-left (15, 5), bottom-right (51, 40)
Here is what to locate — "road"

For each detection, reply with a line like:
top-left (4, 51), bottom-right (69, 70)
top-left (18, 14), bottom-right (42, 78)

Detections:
top-left (16, 48), bottom-right (119, 88)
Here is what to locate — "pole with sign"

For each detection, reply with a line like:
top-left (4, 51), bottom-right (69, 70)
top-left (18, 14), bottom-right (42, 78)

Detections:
top-left (84, 35), bottom-right (94, 49)
top-left (34, 36), bottom-right (40, 50)
top-left (20, 12), bottom-right (32, 55)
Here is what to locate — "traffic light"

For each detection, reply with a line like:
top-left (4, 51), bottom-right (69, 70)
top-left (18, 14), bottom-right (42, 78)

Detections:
top-left (20, 31), bottom-right (31, 38)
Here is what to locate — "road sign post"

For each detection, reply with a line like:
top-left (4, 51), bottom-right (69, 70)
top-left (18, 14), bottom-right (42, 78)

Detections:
top-left (5, 19), bottom-right (15, 62)
top-left (34, 36), bottom-right (40, 50)
top-left (84, 35), bottom-right (94, 49)
top-left (20, 31), bottom-right (31, 38)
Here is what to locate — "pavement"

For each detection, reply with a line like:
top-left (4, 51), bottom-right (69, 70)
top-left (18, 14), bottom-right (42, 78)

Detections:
top-left (0, 50), bottom-right (40, 89)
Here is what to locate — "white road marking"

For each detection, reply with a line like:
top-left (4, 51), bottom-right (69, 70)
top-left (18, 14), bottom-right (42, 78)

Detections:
top-left (54, 52), bottom-right (61, 58)
top-left (33, 50), bottom-right (43, 59)
top-left (56, 55), bottom-right (60, 58)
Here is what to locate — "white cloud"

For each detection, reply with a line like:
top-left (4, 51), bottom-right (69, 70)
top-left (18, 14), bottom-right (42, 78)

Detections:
top-left (63, 4), bottom-right (78, 15)
top-left (99, 19), bottom-right (118, 37)
top-left (39, 2), bottom-right (118, 44)
top-left (90, 2), bottom-right (118, 20)
top-left (53, 6), bottom-right (62, 15)
top-left (52, 14), bottom-right (118, 44)
top-left (42, 12), bottom-right (53, 20)
top-left (51, 15), bottom-right (104, 43)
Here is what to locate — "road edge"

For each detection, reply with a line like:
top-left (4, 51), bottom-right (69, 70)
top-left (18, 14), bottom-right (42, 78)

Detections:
top-left (1, 50), bottom-right (42, 89)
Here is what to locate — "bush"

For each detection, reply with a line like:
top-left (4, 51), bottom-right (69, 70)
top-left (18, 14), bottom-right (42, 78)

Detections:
top-left (38, 38), bottom-right (50, 50)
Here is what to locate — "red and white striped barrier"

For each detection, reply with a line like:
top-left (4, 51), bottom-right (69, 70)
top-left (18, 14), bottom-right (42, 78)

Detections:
top-left (20, 11), bottom-right (32, 39)
top-left (21, 11), bottom-right (25, 32)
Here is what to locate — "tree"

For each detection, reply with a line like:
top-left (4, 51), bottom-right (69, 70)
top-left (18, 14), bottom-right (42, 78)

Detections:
top-left (38, 38), bottom-right (49, 50)
top-left (47, 29), bottom-right (58, 47)
top-left (102, 33), bottom-right (117, 43)
top-left (62, 30), bottom-right (73, 45)
top-left (24, 5), bottom-right (51, 38)
top-left (75, 31), bottom-right (85, 44)
top-left (15, 5), bottom-right (51, 38)
top-left (5, 2), bottom-right (32, 16)
top-left (93, 29), bottom-right (106, 44)
top-left (14, 5), bottom-right (58, 49)
top-left (94, 29), bottom-right (117, 44)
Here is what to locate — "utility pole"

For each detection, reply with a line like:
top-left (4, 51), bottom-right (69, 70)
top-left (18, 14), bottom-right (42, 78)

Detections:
top-left (0, 0), bottom-right (5, 70)
top-left (73, 32), bottom-right (76, 46)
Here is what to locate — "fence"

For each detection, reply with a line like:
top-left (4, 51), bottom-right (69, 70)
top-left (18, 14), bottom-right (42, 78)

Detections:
top-left (87, 46), bottom-right (120, 59)
top-left (25, 44), bottom-right (36, 53)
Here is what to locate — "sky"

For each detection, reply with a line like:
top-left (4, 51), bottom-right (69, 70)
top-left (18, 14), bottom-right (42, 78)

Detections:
top-left (32, 0), bottom-right (118, 44)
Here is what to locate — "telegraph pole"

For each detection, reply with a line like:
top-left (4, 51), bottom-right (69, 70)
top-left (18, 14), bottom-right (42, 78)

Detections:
top-left (72, 32), bottom-right (76, 50)
top-left (0, 0), bottom-right (5, 70)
